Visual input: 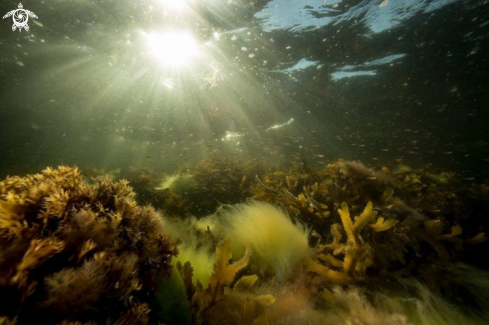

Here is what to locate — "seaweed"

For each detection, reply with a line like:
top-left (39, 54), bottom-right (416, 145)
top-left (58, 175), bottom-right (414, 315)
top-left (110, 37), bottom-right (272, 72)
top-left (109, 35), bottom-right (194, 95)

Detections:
top-left (307, 201), bottom-right (398, 285)
top-left (8, 157), bottom-right (483, 323)
top-left (0, 166), bottom-right (177, 324)
top-left (177, 236), bottom-right (256, 324)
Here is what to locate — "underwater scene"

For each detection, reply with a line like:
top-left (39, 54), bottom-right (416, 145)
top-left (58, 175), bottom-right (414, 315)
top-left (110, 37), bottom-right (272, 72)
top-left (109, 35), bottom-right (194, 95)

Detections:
top-left (1, 0), bottom-right (489, 324)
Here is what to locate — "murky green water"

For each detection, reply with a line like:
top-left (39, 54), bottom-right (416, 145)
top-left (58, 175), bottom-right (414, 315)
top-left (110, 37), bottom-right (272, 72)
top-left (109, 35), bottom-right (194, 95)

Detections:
top-left (0, 0), bottom-right (488, 178)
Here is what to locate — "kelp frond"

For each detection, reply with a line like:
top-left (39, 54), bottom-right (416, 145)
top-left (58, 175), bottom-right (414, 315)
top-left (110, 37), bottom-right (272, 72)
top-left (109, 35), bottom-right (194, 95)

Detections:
top-left (177, 236), bottom-right (252, 324)
top-left (310, 201), bottom-right (398, 280)
top-left (199, 236), bottom-right (250, 306)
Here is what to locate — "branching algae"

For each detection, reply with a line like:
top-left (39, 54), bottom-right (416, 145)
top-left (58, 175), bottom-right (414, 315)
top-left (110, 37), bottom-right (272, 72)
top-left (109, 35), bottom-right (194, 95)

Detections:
top-left (0, 166), bottom-right (177, 324)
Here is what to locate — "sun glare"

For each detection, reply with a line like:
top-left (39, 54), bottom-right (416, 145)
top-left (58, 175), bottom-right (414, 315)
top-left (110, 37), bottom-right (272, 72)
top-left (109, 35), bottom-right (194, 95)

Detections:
top-left (147, 31), bottom-right (199, 67)
top-left (159, 0), bottom-right (187, 11)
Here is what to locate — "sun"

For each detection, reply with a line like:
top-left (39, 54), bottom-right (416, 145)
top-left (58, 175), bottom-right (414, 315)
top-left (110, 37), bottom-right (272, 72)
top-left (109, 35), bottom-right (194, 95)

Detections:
top-left (159, 0), bottom-right (187, 11)
top-left (146, 31), bottom-right (199, 67)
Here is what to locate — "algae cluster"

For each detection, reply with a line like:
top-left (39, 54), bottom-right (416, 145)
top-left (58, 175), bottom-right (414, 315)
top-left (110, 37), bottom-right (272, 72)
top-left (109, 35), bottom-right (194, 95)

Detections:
top-left (1, 158), bottom-right (489, 324)
top-left (0, 166), bottom-right (177, 324)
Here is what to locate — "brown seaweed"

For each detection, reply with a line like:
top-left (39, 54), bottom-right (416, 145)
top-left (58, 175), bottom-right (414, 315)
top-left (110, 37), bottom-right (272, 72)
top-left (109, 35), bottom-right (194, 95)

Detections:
top-left (0, 166), bottom-right (177, 324)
